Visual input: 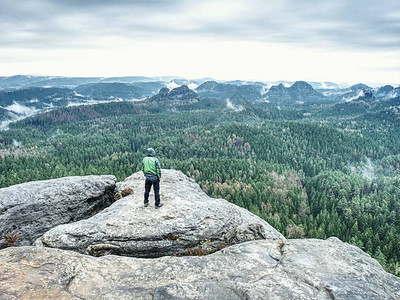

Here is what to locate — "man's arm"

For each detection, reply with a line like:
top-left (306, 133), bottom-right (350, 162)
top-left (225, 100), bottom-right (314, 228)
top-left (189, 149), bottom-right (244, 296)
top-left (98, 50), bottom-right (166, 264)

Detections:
top-left (154, 158), bottom-right (161, 179)
top-left (141, 157), bottom-right (145, 173)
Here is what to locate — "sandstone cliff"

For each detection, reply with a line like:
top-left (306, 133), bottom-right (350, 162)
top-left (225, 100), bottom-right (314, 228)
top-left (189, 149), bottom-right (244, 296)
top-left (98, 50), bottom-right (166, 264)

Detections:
top-left (35, 170), bottom-right (283, 257)
top-left (0, 170), bottom-right (399, 299)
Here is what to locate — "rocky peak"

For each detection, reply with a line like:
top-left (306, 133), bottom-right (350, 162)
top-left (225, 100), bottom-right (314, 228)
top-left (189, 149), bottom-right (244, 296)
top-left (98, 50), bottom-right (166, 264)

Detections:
top-left (169, 85), bottom-right (195, 98)
top-left (288, 81), bottom-right (324, 100)
top-left (378, 85), bottom-right (394, 94)
top-left (289, 81), bottom-right (314, 92)
top-left (158, 87), bottom-right (170, 95)
top-left (350, 83), bottom-right (371, 92)
top-left (361, 89), bottom-right (374, 100)
top-left (266, 83), bottom-right (291, 100)
top-left (149, 85), bottom-right (199, 102)
top-left (376, 85), bottom-right (398, 99)
top-left (272, 83), bottom-right (286, 91)
top-left (266, 81), bottom-right (324, 101)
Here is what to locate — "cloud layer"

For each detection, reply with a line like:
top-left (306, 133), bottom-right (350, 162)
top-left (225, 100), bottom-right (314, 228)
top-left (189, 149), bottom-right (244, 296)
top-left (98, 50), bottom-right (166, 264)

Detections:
top-left (0, 0), bottom-right (399, 84)
top-left (1, 0), bottom-right (400, 50)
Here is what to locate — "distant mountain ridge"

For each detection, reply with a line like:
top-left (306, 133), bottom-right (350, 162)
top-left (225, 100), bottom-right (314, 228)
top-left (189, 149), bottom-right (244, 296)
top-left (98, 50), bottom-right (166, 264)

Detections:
top-left (0, 87), bottom-right (80, 107)
top-left (1, 75), bottom-right (399, 129)
top-left (0, 75), bottom-right (211, 90)
top-left (74, 82), bottom-right (162, 100)
top-left (1, 75), bottom-right (398, 101)
top-left (0, 75), bottom-right (160, 89)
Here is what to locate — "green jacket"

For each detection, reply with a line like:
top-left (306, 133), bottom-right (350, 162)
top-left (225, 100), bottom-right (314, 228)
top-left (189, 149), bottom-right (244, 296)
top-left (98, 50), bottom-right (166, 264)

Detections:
top-left (142, 156), bottom-right (161, 179)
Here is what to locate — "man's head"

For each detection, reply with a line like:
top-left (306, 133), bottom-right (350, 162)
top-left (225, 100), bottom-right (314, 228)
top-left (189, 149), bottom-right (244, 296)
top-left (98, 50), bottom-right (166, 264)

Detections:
top-left (146, 147), bottom-right (156, 156)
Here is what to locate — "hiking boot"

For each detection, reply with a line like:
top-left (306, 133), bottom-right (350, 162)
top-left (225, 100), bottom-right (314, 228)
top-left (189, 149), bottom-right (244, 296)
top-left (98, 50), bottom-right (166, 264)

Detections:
top-left (144, 203), bottom-right (149, 207)
top-left (155, 203), bottom-right (163, 209)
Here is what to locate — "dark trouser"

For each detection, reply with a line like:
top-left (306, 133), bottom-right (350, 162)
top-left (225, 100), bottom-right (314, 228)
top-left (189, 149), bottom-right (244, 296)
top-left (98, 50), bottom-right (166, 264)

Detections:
top-left (144, 178), bottom-right (160, 206)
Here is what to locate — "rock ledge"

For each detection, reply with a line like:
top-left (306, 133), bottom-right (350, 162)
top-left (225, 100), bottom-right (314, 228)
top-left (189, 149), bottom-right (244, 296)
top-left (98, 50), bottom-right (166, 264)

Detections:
top-left (35, 169), bottom-right (284, 257)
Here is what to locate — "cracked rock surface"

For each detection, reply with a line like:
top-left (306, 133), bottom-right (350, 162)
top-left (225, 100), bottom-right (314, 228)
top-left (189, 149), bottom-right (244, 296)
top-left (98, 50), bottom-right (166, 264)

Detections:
top-left (0, 175), bottom-right (116, 246)
top-left (35, 169), bottom-right (284, 257)
top-left (1, 238), bottom-right (399, 299)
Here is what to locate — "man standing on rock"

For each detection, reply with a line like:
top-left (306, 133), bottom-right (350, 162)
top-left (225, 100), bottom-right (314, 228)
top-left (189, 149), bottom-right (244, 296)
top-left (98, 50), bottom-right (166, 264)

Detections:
top-left (142, 148), bottom-right (163, 208)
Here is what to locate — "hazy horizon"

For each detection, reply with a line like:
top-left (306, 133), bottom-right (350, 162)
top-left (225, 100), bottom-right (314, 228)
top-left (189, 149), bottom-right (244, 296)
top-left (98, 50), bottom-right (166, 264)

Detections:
top-left (1, 74), bottom-right (397, 89)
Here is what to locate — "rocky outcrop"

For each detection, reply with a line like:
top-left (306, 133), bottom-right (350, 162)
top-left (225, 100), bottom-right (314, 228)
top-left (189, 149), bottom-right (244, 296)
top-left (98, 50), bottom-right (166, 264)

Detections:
top-left (1, 170), bottom-right (399, 299)
top-left (1, 238), bottom-right (399, 299)
top-left (266, 83), bottom-right (291, 100)
top-left (288, 81), bottom-right (324, 100)
top-left (266, 81), bottom-right (323, 101)
top-left (35, 169), bottom-right (283, 257)
top-left (0, 175), bottom-right (116, 246)
top-left (149, 85), bottom-right (199, 103)
top-left (376, 85), bottom-right (396, 99)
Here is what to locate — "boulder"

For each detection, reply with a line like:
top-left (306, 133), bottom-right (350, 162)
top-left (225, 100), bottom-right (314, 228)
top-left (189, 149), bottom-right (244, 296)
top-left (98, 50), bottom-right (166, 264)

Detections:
top-left (0, 175), bottom-right (116, 246)
top-left (35, 169), bottom-right (284, 257)
top-left (1, 238), bottom-right (399, 299)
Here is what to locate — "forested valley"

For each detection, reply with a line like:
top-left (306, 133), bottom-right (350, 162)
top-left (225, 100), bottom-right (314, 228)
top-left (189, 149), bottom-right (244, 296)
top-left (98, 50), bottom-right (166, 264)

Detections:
top-left (1, 97), bottom-right (399, 276)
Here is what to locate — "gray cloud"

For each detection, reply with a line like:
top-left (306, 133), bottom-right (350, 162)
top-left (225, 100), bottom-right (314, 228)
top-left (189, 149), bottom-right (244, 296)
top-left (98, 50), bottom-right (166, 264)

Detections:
top-left (1, 0), bottom-right (400, 51)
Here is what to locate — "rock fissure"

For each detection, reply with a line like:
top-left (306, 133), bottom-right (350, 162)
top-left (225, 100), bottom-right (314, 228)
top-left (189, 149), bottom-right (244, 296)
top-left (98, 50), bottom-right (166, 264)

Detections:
top-left (273, 240), bottom-right (286, 268)
top-left (20, 261), bottom-right (55, 269)
top-left (268, 254), bottom-right (280, 263)
top-left (65, 273), bottom-right (77, 293)
top-left (324, 286), bottom-right (335, 300)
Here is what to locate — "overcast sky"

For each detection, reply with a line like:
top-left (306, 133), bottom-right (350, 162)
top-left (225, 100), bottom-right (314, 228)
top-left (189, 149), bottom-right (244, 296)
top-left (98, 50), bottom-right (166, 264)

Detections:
top-left (1, 0), bottom-right (399, 85)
